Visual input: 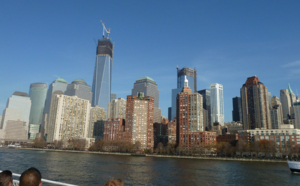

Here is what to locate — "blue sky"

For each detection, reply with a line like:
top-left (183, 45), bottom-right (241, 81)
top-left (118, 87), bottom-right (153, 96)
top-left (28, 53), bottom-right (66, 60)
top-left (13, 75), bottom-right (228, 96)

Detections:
top-left (1, 1), bottom-right (300, 122)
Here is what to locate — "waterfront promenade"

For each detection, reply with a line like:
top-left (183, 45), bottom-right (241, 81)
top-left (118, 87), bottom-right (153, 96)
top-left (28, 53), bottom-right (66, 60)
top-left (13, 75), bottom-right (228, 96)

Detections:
top-left (16, 147), bottom-right (287, 163)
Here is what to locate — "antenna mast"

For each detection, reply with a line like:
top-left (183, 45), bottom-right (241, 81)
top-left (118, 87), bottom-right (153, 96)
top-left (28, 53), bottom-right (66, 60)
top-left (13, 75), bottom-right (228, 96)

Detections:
top-left (100, 20), bottom-right (111, 39)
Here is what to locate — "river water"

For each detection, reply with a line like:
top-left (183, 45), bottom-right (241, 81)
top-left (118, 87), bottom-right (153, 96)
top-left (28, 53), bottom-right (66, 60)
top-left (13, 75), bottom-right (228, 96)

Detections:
top-left (0, 148), bottom-right (298, 186)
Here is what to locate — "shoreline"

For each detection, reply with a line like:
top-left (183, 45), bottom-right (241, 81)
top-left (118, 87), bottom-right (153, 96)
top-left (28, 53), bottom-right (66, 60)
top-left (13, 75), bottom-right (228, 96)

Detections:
top-left (6, 147), bottom-right (287, 163)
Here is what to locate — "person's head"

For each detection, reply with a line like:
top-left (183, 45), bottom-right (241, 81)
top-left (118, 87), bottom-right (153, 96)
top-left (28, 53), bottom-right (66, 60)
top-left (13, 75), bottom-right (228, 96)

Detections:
top-left (104, 179), bottom-right (124, 186)
top-left (0, 170), bottom-right (13, 186)
top-left (19, 167), bottom-right (42, 186)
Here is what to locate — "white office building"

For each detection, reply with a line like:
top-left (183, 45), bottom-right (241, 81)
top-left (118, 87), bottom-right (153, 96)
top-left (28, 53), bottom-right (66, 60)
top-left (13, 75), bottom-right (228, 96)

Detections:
top-left (210, 83), bottom-right (224, 126)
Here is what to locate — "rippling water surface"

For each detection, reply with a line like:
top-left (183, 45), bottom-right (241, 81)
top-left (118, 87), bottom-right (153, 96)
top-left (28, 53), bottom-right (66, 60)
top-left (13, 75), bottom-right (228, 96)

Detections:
top-left (0, 148), bottom-right (298, 186)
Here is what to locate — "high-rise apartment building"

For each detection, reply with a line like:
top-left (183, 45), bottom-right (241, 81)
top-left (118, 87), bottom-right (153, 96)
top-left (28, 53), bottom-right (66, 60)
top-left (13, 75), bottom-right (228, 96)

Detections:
top-left (170, 66), bottom-right (197, 120)
top-left (240, 76), bottom-right (271, 129)
top-left (232, 96), bottom-right (242, 122)
top-left (92, 33), bottom-right (114, 111)
top-left (1, 92), bottom-right (31, 137)
top-left (46, 91), bottom-right (91, 143)
top-left (132, 76), bottom-right (161, 123)
top-left (104, 118), bottom-right (124, 141)
top-left (123, 93), bottom-right (154, 150)
top-left (89, 106), bottom-right (106, 139)
top-left (107, 98), bottom-right (126, 119)
top-left (210, 83), bottom-right (224, 126)
top-left (168, 118), bottom-right (176, 144)
top-left (42, 78), bottom-right (68, 135)
top-left (176, 78), bottom-right (215, 148)
top-left (65, 79), bottom-right (92, 103)
top-left (198, 89), bottom-right (211, 130)
top-left (270, 96), bottom-right (283, 129)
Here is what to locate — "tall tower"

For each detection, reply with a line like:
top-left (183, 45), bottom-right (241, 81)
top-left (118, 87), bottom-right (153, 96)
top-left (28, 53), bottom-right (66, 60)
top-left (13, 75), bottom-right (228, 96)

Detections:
top-left (210, 83), bottom-right (224, 126)
top-left (132, 76), bottom-right (161, 123)
top-left (270, 96), bottom-right (283, 129)
top-left (29, 83), bottom-right (48, 125)
top-left (1, 92), bottom-right (31, 139)
top-left (42, 77), bottom-right (68, 136)
top-left (170, 66), bottom-right (197, 120)
top-left (107, 98), bottom-right (127, 119)
top-left (29, 83), bottom-right (48, 139)
top-left (124, 93), bottom-right (154, 150)
top-left (65, 79), bottom-right (93, 103)
top-left (240, 76), bottom-right (271, 129)
top-left (232, 96), bottom-right (242, 122)
top-left (176, 77), bottom-right (211, 148)
top-left (198, 89), bottom-right (211, 130)
top-left (92, 21), bottom-right (114, 111)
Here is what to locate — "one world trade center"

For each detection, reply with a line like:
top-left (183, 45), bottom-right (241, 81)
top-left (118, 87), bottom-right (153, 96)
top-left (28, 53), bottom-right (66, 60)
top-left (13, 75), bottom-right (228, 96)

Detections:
top-left (92, 22), bottom-right (114, 111)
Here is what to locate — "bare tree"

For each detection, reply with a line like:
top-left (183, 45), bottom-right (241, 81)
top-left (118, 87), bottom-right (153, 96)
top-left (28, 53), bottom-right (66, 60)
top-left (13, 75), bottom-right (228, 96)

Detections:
top-left (134, 141), bottom-right (141, 152)
top-left (236, 139), bottom-right (246, 156)
top-left (166, 143), bottom-right (176, 155)
top-left (253, 141), bottom-right (261, 157)
top-left (53, 140), bottom-right (63, 149)
top-left (156, 142), bottom-right (165, 154)
top-left (32, 137), bottom-right (46, 148)
top-left (73, 139), bottom-right (86, 151)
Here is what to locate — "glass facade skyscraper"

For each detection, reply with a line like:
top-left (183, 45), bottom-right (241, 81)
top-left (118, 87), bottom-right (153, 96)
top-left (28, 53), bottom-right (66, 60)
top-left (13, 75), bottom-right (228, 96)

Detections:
top-left (232, 96), bottom-right (242, 122)
top-left (198, 89), bottom-right (211, 130)
top-left (92, 39), bottom-right (114, 111)
top-left (210, 83), bottom-right (224, 126)
top-left (170, 67), bottom-right (197, 120)
top-left (29, 83), bottom-right (47, 125)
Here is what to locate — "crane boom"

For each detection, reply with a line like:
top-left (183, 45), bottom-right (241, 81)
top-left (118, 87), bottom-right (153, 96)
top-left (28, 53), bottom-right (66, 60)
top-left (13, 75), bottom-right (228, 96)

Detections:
top-left (100, 20), bottom-right (111, 39)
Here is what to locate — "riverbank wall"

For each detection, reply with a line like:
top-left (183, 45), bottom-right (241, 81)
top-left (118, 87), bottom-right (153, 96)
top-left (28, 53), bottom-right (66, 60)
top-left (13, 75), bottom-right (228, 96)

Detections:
top-left (15, 147), bottom-right (287, 163)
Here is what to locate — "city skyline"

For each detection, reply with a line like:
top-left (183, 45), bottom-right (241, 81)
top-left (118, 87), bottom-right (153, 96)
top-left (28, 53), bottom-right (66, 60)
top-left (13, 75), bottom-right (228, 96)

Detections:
top-left (1, 1), bottom-right (300, 122)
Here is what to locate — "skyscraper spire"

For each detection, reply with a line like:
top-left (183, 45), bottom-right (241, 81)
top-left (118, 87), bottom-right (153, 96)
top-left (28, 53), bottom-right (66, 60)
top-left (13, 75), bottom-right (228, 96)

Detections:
top-left (184, 75), bottom-right (188, 87)
top-left (288, 83), bottom-right (295, 95)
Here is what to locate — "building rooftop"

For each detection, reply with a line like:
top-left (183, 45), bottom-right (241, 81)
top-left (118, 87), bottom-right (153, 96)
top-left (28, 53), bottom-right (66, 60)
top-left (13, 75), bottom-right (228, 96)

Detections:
top-left (12, 91), bottom-right (29, 97)
top-left (136, 76), bottom-right (155, 82)
top-left (72, 79), bottom-right (87, 85)
top-left (54, 77), bottom-right (68, 84)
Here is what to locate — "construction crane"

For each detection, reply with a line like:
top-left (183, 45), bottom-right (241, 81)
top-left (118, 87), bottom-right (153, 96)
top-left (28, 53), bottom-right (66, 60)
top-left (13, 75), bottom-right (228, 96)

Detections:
top-left (100, 20), bottom-right (111, 39)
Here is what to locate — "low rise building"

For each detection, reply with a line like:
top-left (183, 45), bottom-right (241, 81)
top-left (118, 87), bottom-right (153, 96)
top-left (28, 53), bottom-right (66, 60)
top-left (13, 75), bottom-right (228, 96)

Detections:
top-left (254, 134), bottom-right (300, 154)
top-left (217, 134), bottom-right (238, 144)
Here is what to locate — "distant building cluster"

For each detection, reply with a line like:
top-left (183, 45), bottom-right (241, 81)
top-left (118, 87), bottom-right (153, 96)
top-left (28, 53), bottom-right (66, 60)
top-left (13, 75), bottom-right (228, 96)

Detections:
top-left (1, 25), bottom-right (300, 154)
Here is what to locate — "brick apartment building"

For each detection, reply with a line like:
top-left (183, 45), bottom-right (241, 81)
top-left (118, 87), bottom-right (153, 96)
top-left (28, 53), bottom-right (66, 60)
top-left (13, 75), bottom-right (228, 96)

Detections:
top-left (217, 134), bottom-right (239, 144)
top-left (168, 118), bottom-right (176, 144)
top-left (121, 93), bottom-right (154, 150)
top-left (254, 135), bottom-right (300, 154)
top-left (176, 77), bottom-right (216, 148)
top-left (103, 118), bottom-right (125, 141)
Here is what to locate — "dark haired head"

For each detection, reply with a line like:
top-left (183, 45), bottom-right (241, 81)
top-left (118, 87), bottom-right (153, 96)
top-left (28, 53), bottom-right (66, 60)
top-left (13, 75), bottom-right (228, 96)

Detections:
top-left (104, 179), bottom-right (124, 186)
top-left (19, 167), bottom-right (42, 186)
top-left (0, 170), bottom-right (13, 186)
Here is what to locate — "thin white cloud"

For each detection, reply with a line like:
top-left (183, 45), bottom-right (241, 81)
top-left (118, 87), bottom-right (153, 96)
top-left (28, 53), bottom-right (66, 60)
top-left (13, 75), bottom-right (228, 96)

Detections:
top-left (282, 60), bottom-right (300, 68)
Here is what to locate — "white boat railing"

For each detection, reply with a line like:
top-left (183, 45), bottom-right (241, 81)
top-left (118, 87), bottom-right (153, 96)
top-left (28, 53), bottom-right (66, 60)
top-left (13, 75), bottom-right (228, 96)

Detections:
top-left (0, 170), bottom-right (78, 186)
